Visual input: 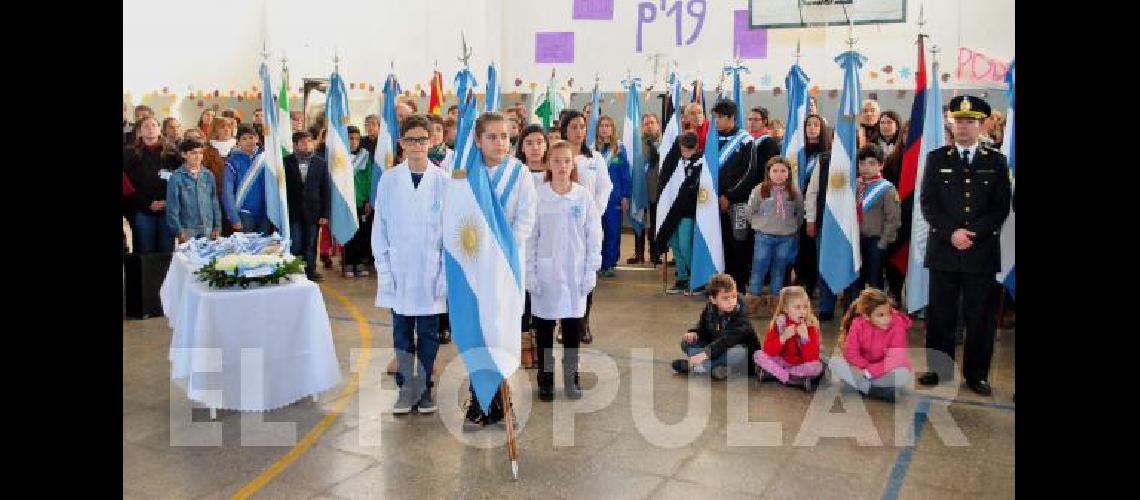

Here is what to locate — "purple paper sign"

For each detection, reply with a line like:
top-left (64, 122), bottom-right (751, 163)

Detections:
top-left (573, 0), bottom-right (613, 20)
top-left (734, 10), bottom-right (767, 59)
top-left (536, 32), bottom-right (575, 63)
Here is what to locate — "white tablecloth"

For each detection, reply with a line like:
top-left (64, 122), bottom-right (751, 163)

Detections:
top-left (160, 254), bottom-right (342, 412)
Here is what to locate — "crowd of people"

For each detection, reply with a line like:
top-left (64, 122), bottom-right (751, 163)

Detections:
top-left (123, 88), bottom-right (1012, 424)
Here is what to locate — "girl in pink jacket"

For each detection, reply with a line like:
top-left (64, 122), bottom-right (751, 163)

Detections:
top-left (831, 288), bottom-right (912, 402)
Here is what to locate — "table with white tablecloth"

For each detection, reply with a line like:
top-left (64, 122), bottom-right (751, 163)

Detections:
top-left (159, 253), bottom-right (342, 412)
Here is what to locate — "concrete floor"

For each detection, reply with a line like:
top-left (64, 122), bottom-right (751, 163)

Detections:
top-left (123, 234), bottom-right (1015, 499)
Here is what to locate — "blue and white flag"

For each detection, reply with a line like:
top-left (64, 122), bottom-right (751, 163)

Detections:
top-left (257, 61), bottom-right (290, 242)
top-left (905, 58), bottom-right (946, 313)
top-left (485, 62), bottom-right (500, 112)
top-left (371, 72), bottom-right (400, 204)
top-left (455, 67), bottom-right (478, 115)
top-left (585, 81), bottom-right (601, 146)
top-left (325, 71), bottom-right (359, 243)
top-left (997, 60), bottom-right (1015, 299)
top-left (622, 77), bottom-right (646, 234)
top-left (724, 62), bottom-right (749, 131)
top-left (818, 51), bottom-right (866, 293)
top-left (689, 100), bottom-right (725, 290)
top-left (783, 64), bottom-right (811, 191)
top-left (442, 98), bottom-right (524, 412)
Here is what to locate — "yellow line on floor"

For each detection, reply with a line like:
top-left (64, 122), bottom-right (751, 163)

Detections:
top-left (230, 285), bottom-right (373, 500)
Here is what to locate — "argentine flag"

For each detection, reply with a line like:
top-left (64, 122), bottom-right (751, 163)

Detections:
top-left (905, 57), bottom-right (946, 313)
top-left (371, 72), bottom-right (400, 205)
top-left (783, 64), bottom-right (810, 191)
top-left (818, 51), bottom-right (867, 293)
top-left (586, 81), bottom-right (601, 146)
top-left (485, 62), bottom-right (500, 112)
top-left (997, 60), bottom-right (1015, 299)
top-left (325, 71), bottom-right (359, 243)
top-left (689, 101), bottom-right (725, 290)
top-left (455, 67), bottom-right (477, 115)
top-left (622, 78), bottom-right (646, 234)
top-left (257, 61), bottom-right (290, 242)
top-left (442, 95), bottom-right (524, 412)
top-left (726, 62), bottom-right (749, 131)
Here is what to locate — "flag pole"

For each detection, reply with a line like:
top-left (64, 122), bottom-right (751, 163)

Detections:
top-left (500, 380), bottom-right (519, 480)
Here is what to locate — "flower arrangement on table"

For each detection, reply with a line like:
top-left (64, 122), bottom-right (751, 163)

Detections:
top-left (195, 253), bottom-right (306, 289)
top-left (185, 233), bottom-right (305, 288)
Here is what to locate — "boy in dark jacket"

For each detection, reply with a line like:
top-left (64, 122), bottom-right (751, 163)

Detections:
top-left (672, 274), bottom-right (759, 379)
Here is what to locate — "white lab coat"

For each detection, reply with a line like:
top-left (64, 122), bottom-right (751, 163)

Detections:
top-left (527, 182), bottom-right (603, 319)
top-left (371, 161), bottom-right (449, 316)
top-left (575, 149), bottom-right (613, 214)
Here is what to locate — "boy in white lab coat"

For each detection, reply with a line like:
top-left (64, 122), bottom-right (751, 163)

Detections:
top-left (372, 115), bottom-right (450, 415)
top-left (527, 140), bottom-right (603, 401)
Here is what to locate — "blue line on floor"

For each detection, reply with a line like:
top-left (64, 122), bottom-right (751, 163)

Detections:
top-left (881, 397), bottom-right (932, 500)
top-left (922, 394), bottom-right (1015, 412)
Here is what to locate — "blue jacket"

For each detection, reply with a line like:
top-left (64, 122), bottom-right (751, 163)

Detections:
top-left (221, 146), bottom-right (266, 221)
top-left (166, 166), bottom-right (223, 235)
top-left (601, 144), bottom-right (631, 209)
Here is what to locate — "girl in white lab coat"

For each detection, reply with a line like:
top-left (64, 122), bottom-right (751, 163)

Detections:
top-left (560, 110), bottom-right (611, 345)
top-left (514, 123), bottom-right (549, 366)
top-left (372, 115), bottom-right (449, 415)
top-left (527, 140), bottom-right (603, 401)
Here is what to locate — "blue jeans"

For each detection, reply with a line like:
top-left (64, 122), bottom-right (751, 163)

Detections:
top-left (848, 235), bottom-right (886, 295)
top-left (290, 222), bottom-right (319, 278)
top-left (749, 233), bottom-right (798, 296)
top-left (392, 313), bottom-right (441, 390)
top-left (601, 205), bottom-right (623, 271)
top-left (133, 212), bottom-right (174, 254)
top-left (681, 339), bottom-right (749, 375)
top-left (669, 218), bottom-right (694, 281)
top-left (238, 212), bottom-right (271, 235)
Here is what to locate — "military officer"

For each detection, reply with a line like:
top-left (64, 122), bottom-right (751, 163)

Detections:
top-left (916, 95), bottom-right (1012, 396)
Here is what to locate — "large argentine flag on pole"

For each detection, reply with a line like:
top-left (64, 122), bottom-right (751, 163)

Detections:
top-left (622, 77), bottom-right (646, 234)
top-left (818, 50), bottom-right (866, 293)
top-left (258, 61), bottom-right (290, 242)
top-left (997, 60), bottom-right (1015, 299)
top-left (783, 64), bottom-right (810, 191)
top-left (689, 98), bottom-right (725, 290)
top-left (443, 95), bottom-right (524, 412)
top-left (325, 71), bottom-right (359, 243)
top-left (905, 57), bottom-right (946, 313)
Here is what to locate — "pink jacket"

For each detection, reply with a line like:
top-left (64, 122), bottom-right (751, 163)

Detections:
top-left (843, 310), bottom-right (912, 378)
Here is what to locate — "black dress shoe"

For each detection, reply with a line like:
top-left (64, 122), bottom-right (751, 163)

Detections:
top-left (439, 329), bottom-right (452, 344)
top-left (966, 379), bottom-right (993, 396)
top-left (917, 372), bottom-right (940, 386)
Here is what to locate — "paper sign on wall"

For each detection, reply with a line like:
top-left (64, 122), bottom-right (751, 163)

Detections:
top-left (734, 10), bottom-right (767, 59)
top-left (573, 0), bottom-right (614, 20)
top-left (536, 32), bottom-right (575, 63)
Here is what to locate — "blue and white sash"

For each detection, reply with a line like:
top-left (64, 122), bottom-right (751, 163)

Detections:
top-left (860, 178), bottom-right (892, 212)
top-left (718, 130), bottom-right (752, 166)
top-left (489, 157), bottom-right (521, 208)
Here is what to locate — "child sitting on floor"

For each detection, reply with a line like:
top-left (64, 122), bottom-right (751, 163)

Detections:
top-left (672, 274), bottom-right (759, 380)
top-left (830, 287), bottom-right (913, 402)
top-left (753, 286), bottom-right (824, 391)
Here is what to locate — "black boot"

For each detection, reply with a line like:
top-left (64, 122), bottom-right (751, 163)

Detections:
top-left (537, 372), bottom-right (555, 401)
top-left (564, 370), bottom-right (582, 400)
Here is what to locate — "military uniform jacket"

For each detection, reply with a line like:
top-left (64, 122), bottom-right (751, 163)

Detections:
top-left (919, 144), bottom-right (1011, 274)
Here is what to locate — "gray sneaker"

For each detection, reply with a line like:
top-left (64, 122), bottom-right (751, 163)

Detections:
top-left (416, 389), bottom-right (437, 414)
top-left (392, 386), bottom-right (416, 415)
top-left (356, 264), bottom-right (370, 277)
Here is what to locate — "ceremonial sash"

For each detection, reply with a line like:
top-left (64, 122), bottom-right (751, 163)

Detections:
top-left (233, 152), bottom-right (266, 209)
top-left (860, 178), bottom-right (892, 213)
top-left (719, 130), bottom-right (752, 166)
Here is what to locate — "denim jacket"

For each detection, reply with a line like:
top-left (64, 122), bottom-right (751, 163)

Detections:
top-left (166, 165), bottom-right (223, 236)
